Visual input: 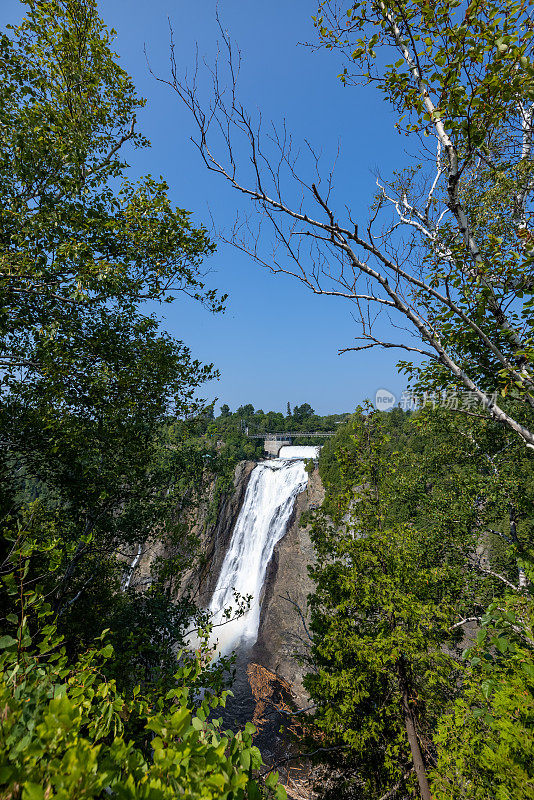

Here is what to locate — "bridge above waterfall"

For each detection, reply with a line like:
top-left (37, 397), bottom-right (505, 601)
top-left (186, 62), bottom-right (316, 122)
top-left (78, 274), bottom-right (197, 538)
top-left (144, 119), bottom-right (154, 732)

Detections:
top-left (245, 430), bottom-right (335, 458)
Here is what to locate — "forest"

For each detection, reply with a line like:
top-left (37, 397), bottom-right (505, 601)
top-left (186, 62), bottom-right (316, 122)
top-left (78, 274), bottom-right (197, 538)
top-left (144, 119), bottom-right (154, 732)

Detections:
top-left (1, 0), bottom-right (533, 799)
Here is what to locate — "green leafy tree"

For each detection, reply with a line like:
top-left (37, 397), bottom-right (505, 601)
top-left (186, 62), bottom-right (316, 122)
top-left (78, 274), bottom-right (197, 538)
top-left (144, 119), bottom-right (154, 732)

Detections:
top-left (0, 0), bottom-right (224, 660)
top-left (236, 404), bottom-right (255, 419)
top-left (0, 560), bottom-right (287, 800)
top-left (306, 412), bottom-right (466, 799)
top-left (431, 599), bottom-right (534, 800)
top-left (292, 403), bottom-right (315, 424)
top-left (262, 411), bottom-right (285, 433)
top-left (0, 0), bottom-right (223, 379)
top-left (304, 406), bottom-right (534, 798)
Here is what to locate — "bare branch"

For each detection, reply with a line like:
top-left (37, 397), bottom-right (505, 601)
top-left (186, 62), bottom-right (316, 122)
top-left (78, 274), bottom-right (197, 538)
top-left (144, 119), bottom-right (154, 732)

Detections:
top-left (339, 337), bottom-right (438, 360)
top-left (475, 566), bottom-right (522, 592)
top-left (160, 17), bottom-right (534, 449)
top-left (450, 616), bottom-right (481, 631)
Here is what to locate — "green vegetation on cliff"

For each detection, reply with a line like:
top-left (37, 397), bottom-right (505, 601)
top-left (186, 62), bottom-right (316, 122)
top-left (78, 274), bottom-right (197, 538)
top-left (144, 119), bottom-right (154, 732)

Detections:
top-left (304, 407), bottom-right (534, 799)
top-left (2, 0), bottom-right (534, 797)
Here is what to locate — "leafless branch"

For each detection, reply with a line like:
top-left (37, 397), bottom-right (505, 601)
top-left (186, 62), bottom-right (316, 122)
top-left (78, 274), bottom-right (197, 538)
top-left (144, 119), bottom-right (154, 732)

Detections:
top-left (160, 15), bottom-right (534, 449)
top-left (450, 616), bottom-right (481, 631)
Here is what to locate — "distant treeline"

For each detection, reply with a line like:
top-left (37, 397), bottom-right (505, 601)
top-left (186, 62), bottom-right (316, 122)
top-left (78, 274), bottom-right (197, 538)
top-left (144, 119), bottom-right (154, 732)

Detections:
top-left (205, 402), bottom-right (350, 435)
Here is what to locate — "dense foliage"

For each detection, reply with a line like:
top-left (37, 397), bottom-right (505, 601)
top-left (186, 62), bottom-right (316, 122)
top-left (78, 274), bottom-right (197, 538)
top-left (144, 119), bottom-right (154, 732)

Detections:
top-left (431, 598), bottom-right (534, 800)
top-left (208, 402), bottom-right (348, 440)
top-left (0, 0), bottom-right (219, 636)
top-left (303, 408), bottom-right (534, 799)
top-left (0, 2), bottom-right (285, 797)
top-left (0, 568), bottom-right (286, 800)
top-left (3, 0), bottom-right (534, 798)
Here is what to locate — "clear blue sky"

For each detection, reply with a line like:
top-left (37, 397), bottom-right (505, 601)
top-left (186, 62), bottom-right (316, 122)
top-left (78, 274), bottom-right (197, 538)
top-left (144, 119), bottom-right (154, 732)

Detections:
top-left (2, 0), bottom-right (414, 415)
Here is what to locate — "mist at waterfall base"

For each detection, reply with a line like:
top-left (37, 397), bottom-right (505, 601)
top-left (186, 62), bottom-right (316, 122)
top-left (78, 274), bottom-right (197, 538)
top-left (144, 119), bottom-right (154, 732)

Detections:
top-left (207, 447), bottom-right (319, 658)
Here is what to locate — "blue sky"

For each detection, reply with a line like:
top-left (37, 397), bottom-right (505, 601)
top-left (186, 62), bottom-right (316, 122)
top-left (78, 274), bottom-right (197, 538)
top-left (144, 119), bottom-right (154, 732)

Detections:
top-left (2, 0), bottom-right (414, 415)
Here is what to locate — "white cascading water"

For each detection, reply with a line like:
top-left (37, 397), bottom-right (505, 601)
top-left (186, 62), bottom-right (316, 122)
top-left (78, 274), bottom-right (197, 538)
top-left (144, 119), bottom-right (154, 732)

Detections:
top-left (278, 445), bottom-right (320, 460)
top-left (208, 447), bottom-right (318, 657)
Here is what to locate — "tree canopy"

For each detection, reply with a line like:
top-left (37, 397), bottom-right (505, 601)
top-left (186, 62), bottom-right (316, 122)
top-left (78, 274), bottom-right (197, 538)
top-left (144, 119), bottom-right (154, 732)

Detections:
top-left (0, 3), bottom-right (282, 795)
top-left (303, 407), bottom-right (534, 799)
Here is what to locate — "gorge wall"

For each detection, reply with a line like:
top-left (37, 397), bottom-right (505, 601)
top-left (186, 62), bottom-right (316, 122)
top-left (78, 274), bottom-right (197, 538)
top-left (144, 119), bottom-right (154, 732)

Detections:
top-left (205, 459), bottom-right (323, 705)
top-left (252, 465), bottom-right (324, 705)
top-left (123, 456), bottom-right (323, 706)
top-left (121, 460), bottom-right (256, 601)
top-left (184, 460), bottom-right (257, 606)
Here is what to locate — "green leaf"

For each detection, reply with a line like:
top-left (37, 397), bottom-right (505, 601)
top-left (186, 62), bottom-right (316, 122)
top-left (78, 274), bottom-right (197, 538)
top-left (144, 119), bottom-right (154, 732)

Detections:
top-left (247, 780), bottom-right (262, 800)
top-left (100, 644), bottom-right (113, 659)
top-left (22, 784), bottom-right (45, 800)
top-left (240, 749), bottom-right (251, 770)
top-left (476, 628), bottom-right (488, 645)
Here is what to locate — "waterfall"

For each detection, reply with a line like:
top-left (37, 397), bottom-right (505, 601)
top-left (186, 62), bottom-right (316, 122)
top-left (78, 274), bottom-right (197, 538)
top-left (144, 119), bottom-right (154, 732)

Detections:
top-left (278, 445), bottom-right (320, 460)
top-left (122, 543), bottom-right (142, 590)
top-left (208, 449), bottom-right (318, 657)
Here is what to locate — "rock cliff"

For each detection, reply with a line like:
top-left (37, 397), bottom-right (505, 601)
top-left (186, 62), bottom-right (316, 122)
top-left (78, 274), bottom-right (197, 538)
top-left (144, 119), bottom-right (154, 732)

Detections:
top-left (121, 457), bottom-right (323, 708)
top-left (252, 464), bottom-right (324, 706)
top-left (184, 460), bottom-right (256, 605)
top-left (119, 460), bottom-right (256, 600)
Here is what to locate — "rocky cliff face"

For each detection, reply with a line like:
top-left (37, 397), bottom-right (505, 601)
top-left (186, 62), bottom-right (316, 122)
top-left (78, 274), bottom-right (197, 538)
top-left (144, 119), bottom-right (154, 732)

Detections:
top-left (122, 456), bottom-right (323, 707)
top-left (191, 460), bottom-right (256, 604)
top-left (252, 464), bottom-right (324, 706)
top-left (119, 460), bottom-right (256, 600)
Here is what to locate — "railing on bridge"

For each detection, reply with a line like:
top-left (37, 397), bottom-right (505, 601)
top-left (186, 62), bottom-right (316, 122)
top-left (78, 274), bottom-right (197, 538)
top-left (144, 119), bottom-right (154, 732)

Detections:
top-left (245, 431), bottom-right (335, 439)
